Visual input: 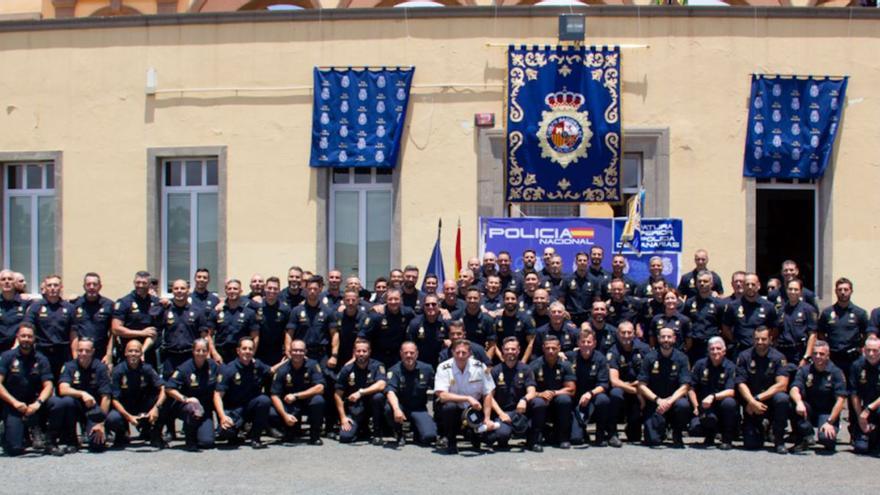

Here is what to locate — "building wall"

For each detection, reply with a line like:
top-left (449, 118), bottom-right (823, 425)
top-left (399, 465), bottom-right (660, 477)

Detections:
top-left (0, 9), bottom-right (878, 301)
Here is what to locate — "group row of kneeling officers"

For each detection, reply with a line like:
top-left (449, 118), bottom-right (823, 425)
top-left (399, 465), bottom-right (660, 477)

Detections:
top-left (2, 319), bottom-right (879, 456)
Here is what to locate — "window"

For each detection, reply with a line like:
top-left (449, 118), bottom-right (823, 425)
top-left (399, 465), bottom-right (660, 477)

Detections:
top-left (3, 162), bottom-right (57, 286)
top-left (161, 158), bottom-right (219, 293)
top-left (329, 168), bottom-right (393, 288)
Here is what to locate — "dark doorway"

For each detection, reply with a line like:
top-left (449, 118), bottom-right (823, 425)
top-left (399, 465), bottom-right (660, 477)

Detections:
top-left (756, 188), bottom-right (816, 292)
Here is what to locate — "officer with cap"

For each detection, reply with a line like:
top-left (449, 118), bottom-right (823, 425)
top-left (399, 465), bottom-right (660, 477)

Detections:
top-left (0, 269), bottom-right (29, 354)
top-left (164, 338), bottom-right (219, 451)
top-left (487, 337), bottom-right (536, 449)
top-left (406, 294), bottom-right (446, 368)
top-left (213, 337), bottom-right (274, 449)
top-left (269, 339), bottom-right (325, 445)
top-left (385, 341), bottom-right (436, 447)
top-left (209, 279), bottom-right (260, 364)
top-left (0, 324), bottom-right (55, 456)
top-left (54, 337), bottom-right (112, 452)
top-left (25, 274), bottom-right (74, 381)
top-left (850, 335), bottom-right (880, 455)
top-left (106, 339), bottom-right (167, 449)
top-left (687, 336), bottom-right (737, 449)
top-left (153, 279), bottom-right (210, 380)
top-left (529, 335), bottom-right (576, 450)
top-left (568, 328), bottom-right (614, 447)
top-left (735, 326), bottom-right (790, 454)
top-left (817, 277), bottom-right (870, 383)
top-left (607, 321), bottom-right (651, 444)
top-left (789, 340), bottom-right (847, 453)
top-left (683, 270), bottom-right (724, 364)
top-left (70, 273), bottom-right (115, 367)
top-left (111, 271), bottom-right (161, 367)
top-left (638, 326), bottom-right (691, 448)
top-left (335, 339), bottom-right (387, 445)
top-left (434, 338), bottom-right (496, 454)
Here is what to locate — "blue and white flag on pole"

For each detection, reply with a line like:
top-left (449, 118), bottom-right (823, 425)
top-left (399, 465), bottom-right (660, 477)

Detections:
top-left (310, 67), bottom-right (414, 168)
top-left (619, 187), bottom-right (644, 255)
top-left (423, 221), bottom-right (446, 290)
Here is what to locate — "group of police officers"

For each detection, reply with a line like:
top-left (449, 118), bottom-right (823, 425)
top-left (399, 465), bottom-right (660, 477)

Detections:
top-left (1, 245), bottom-right (879, 457)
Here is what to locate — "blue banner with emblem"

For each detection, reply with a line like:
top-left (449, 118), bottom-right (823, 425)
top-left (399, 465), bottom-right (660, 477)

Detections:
top-left (310, 67), bottom-right (414, 168)
top-left (743, 74), bottom-right (848, 179)
top-left (506, 45), bottom-right (621, 203)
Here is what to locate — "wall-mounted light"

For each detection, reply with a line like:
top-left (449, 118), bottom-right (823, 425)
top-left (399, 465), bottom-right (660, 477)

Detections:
top-left (146, 67), bottom-right (157, 95)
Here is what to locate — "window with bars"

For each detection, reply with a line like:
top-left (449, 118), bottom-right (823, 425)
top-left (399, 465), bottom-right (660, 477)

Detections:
top-left (3, 162), bottom-right (57, 287)
top-left (161, 158), bottom-right (219, 293)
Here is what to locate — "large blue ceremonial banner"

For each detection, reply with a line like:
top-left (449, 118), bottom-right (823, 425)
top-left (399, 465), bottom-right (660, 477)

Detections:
top-left (506, 46), bottom-right (621, 203)
top-left (743, 74), bottom-right (848, 179)
top-left (310, 67), bottom-right (414, 168)
top-left (480, 217), bottom-right (681, 285)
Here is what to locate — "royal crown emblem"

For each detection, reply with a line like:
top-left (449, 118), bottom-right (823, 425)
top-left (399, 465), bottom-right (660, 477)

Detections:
top-left (536, 89), bottom-right (592, 169)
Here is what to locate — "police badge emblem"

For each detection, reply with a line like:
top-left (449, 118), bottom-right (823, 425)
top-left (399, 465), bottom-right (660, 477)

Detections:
top-left (536, 90), bottom-right (592, 169)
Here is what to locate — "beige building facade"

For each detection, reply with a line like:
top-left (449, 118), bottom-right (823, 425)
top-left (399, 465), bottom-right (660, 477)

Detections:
top-left (0, 7), bottom-right (878, 302)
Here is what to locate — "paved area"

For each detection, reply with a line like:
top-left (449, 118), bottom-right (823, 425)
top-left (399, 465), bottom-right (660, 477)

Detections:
top-left (1, 436), bottom-right (876, 494)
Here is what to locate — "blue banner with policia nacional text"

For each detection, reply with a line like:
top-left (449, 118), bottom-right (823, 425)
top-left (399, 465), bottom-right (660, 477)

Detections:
top-left (310, 67), bottom-right (414, 168)
top-left (743, 74), bottom-right (848, 179)
top-left (506, 45), bottom-right (621, 203)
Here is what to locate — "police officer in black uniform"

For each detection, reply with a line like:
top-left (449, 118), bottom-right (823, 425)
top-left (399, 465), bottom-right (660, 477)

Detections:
top-left (385, 341), bottom-right (436, 447)
top-left (683, 270), bottom-right (724, 363)
top-left (649, 289), bottom-right (691, 351)
top-left (496, 251), bottom-right (520, 295)
top-left (111, 271), bottom-right (161, 367)
top-left (439, 280), bottom-right (465, 320)
top-left (209, 279), bottom-right (259, 363)
top-left (687, 336), bottom-right (737, 449)
top-left (789, 340), bottom-right (847, 453)
top-left (608, 321), bottom-right (650, 444)
top-left (562, 252), bottom-right (597, 327)
top-left (288, 276), bottom-right (339, 369)
top-left (735, 326), bottom-right (790, 454)
top-left (529, 335), bottom-right (576, 450)
top-left (0, 324), bottom-right (55, 456)
top-left (335, 339), bottom-right (387, 445)
top-left (586, 246), bottom-right (610, 298)
top-left (481, 275), bottom-right (504, 312)
top-left (541, 254), bottom-right (566, 302)
top-left (164, 338), bottom-right (219, 451)
top-left (493, 289), bottom-right (536, 363)
top-left (677, 249), bottom-right (724, 299)
top-left (637, 279), bottom-right (669, 339)
top-left (533, 302), bottom-right (579, 356)
top-left (213, 337), bottom-right (273, 449)
top-left (634, 256), bottom-right (666, 299)
top-left (722, 273), bottom-right (778, 355)
top-left (0, 269), bottom-right (29, 353)
top-left (360, 288), bottom-right (412, 368)
top-left (850, 336), bottom-right (880, 455)
top-left (70, 272), bottom-right (115, 366)
top-left (777, 278), bottom-right (817, 370)
top-left (189, 268), bottom-right (220, 317)
top-left (606, 278), bottom-right (642, 330)
top-left (320, 269), bottom-right (344, 308)
top-left (400, 266), bottom-right (425, 315)
top-left (586, 301), bottom-right (618, 354)
top-left (817, 277), bottom-right (870, 383)
top-left (253, 276), bottom-right (291, 367)
top-left (600, 254), bottom-right (638, 301)
top-left (279, 266), bottom-right (305, 308)
top-left (438, 321), bottom-right (492, 366)
top-left (154, 279), bottom-right (209, 380)
top-left (461, 286), bottom-right (495, 351)
top-left (269, 339), bottom-right (325, 445)
top-left (638, 326), bottom-right (691, 448)
top-left (55, 337), bottom-right (112, 452)
top-left (407, 293), bottom-right (445, 368)
top-left (569, 328), bottom-right (614, 446)
top-left (766, 260), bottom-right (818, 312)
top-left (487, 337), bottom-right (536, 449)
top-left (106, 339), bottom-right (166, 449)
top-left (25, 274), bottom-right (74, 381)
top-left (527, 289), bottom-right (551, 330)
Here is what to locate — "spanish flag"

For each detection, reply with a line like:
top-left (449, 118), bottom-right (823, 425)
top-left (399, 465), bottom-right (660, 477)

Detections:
top-left (454, 218), bottom-right (462, 280)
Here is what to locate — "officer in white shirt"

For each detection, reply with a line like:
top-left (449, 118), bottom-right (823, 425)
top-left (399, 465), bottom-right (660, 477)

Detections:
top-left (434, 339), bottom-right (496, 454)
